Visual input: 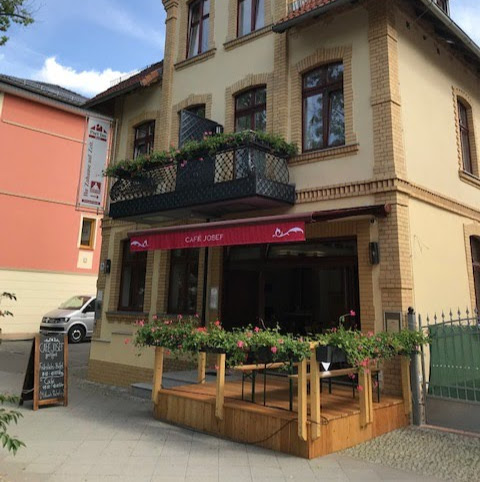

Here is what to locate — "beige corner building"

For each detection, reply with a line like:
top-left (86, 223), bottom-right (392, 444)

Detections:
top-left (85, 0), bottom-right (480, 394)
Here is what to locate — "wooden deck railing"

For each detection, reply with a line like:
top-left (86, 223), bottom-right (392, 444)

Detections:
top-left (152, 346), bottom-right (413, 442)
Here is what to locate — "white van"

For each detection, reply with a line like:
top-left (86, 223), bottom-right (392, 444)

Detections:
top-left (39, 295), bottom-right (96, 343)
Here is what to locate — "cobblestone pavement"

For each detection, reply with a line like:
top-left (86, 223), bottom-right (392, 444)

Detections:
top-left (0, 340), bottom-right (469, 481)
top-left (343, 426), bottom-right (480, 482)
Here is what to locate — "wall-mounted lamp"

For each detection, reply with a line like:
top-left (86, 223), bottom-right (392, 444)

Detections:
top-left (100, 259), bottom-right (111, 274)
top-left (369, 242), bottom-right (380, 265)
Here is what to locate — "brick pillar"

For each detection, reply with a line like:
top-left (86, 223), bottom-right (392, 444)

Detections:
top-left (93, 219), bottom-right (111, 339)
top-left (158, 0), bottom-right (180, 150)
top-left (368, 0), bottom-right (407, 180)
top-left (272, 0), bottom-right (289, 138)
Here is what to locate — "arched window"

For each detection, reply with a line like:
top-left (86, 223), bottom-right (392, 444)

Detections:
top-left (471, 236), bottom-right (480, 311)
top-left (234, 86), bottom-right (266, 132)
top-left (458, 100), bottom-right (473, 174)
top-left (185, 104), bottom-right (206, 118)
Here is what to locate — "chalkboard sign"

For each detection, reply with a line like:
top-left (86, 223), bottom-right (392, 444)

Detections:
top-left (20, 334), bottom-right (68, 410)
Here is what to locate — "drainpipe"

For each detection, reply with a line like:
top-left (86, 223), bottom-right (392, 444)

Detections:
top-left (201, 220), bottom-right (210, 326)
top-left (408, 307), bottom-right (423, 425)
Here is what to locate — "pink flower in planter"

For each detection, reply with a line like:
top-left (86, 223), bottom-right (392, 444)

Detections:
top-left (124, 338), bottom-right (130, 345)
top-left (350, 310), bottom-right (356, 316)
top-left (246, 331), bottom-right (253, 338)
top-left (271, 346), bottom-right (278, 354)
top-left (194, 313), bottom-right (199, 318)
top-left (152, 315), bottom-right (158, 321)
top-left (214, 320), bottom-right (221, 327)
top-left (367, 331), bottom-right (374, 337)
top-left (254, 327), bottom-right (260, 333)
top-left (178, 314), bottom-right (183, 320)
top-left (357, 385), bottom-right (364, 392)
top-left (151, 328), bottom-right (156, 333)
top-left (278, 339), bottom-right (284, 344)
top-left (237, 341), bottom-right (244, 348)
top-left (139, 320), bottom-right (145, 327)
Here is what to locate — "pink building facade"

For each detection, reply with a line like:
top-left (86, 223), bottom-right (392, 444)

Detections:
top-left (0, 75), bottom-right (109, 336)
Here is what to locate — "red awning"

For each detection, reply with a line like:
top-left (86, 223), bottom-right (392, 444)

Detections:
top-left (129, 204), bottom-right (390, 252)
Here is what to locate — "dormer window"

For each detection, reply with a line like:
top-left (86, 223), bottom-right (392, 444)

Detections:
top-left (434, 0), bottom-right (449, 15)
top-left (187, 0), bottom-right (210, 58)
top-left (238, 0), bottom-right (264, 37)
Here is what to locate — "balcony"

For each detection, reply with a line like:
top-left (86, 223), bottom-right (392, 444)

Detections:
top-left (109, 135), bottom-right (296, 220)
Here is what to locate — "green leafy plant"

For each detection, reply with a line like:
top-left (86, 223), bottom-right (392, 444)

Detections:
top-left (0, 291), bottom-right (25, 455)
top-left (104, 130), bottom-right (298, 178)
top-left (0, 394), bottom-right (25, 455)
top-left (132, 317), bottom-right (311, 368)
top-left (315, 325), bottom-right (429, 369)
top-left (0, 0), bottom-right (34, 46)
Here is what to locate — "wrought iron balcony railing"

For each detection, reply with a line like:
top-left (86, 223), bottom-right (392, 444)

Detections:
top-left (288, 0), bottom-right (311, 13)
top-left (109, 138), bottom-right (296, 219)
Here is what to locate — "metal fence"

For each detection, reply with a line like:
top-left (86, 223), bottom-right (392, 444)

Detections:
top-left (419, 309), bottom-right (480, 404)
top-left (288, 0), bottom-right (311, 13)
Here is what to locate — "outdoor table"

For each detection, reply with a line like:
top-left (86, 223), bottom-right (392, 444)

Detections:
top-left (232, 361), bottom-right (296, 409)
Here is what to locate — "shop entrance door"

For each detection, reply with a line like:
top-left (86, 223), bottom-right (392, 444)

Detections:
top-left (222, 270), bottom-right (260, 330)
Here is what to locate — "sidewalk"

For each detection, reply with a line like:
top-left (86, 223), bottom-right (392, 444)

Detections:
top-left (0, 342), bottom-right (451, 481)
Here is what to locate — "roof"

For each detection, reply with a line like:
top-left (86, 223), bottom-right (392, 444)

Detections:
top-left (275, 0), bottom-right (340, 29)
top-left (273, 0), bottom-right (480, 72)
top-left (0, 73), bottom-right (88, 106)
top-left (85, 60), bottom-right (163, 108)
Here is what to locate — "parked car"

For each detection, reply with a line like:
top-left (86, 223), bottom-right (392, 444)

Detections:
top-left (39, 295), bottom-right (96, 343)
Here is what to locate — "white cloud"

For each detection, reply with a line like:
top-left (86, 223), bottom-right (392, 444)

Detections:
top-left (34, 57), bottom-right (134, 97)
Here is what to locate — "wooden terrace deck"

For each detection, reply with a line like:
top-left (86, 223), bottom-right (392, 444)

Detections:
top-left (151, 350), bottom-right (411, 459)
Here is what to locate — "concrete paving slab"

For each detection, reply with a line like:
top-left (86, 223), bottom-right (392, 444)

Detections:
top-left (0, 340), bottom-right (465, 482)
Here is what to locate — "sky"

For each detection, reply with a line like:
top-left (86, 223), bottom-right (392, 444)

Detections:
top-left (0, 0), bottom-right (479, 99)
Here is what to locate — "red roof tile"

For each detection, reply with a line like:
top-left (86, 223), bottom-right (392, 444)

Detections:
top-left (86, 60), bottom-right (163, 107)
top-left (276, 0), bottom-right (340, 27)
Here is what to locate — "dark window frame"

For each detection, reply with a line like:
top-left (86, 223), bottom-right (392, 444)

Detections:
top-left (185, 104), bottom-right (206, 118)
top-left (133, 120), bottom-right (155, 159)
top-left (434, 0), bottom-right (449, 15)
top-left (458, 100), bottom-right (473, 174)
top-left (168, 249), bottom-right (200, 315)
top-left (234, 85), bottom-right (267, 132)
top-left (471, 236), bottom-right (480, 312)
top-left (187, 0), bottom-right (210, 59)
top-left (118, 241), bottom-right (147, 312)
top-left (237, 0), bottom-right (264, 37)
top-left (302, 62), bottom-right (345, 153)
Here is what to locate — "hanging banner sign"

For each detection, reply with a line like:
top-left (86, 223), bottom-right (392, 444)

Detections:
top-left (78, 116), bottom-right (111, 209)
top-left (130, 221), bottom-right (306, 252)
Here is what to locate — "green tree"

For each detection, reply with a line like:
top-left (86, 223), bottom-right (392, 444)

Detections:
top-left (0, 0), bottom-right (34, 46)
top-left (0, 292), bottom-right (25, 455)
